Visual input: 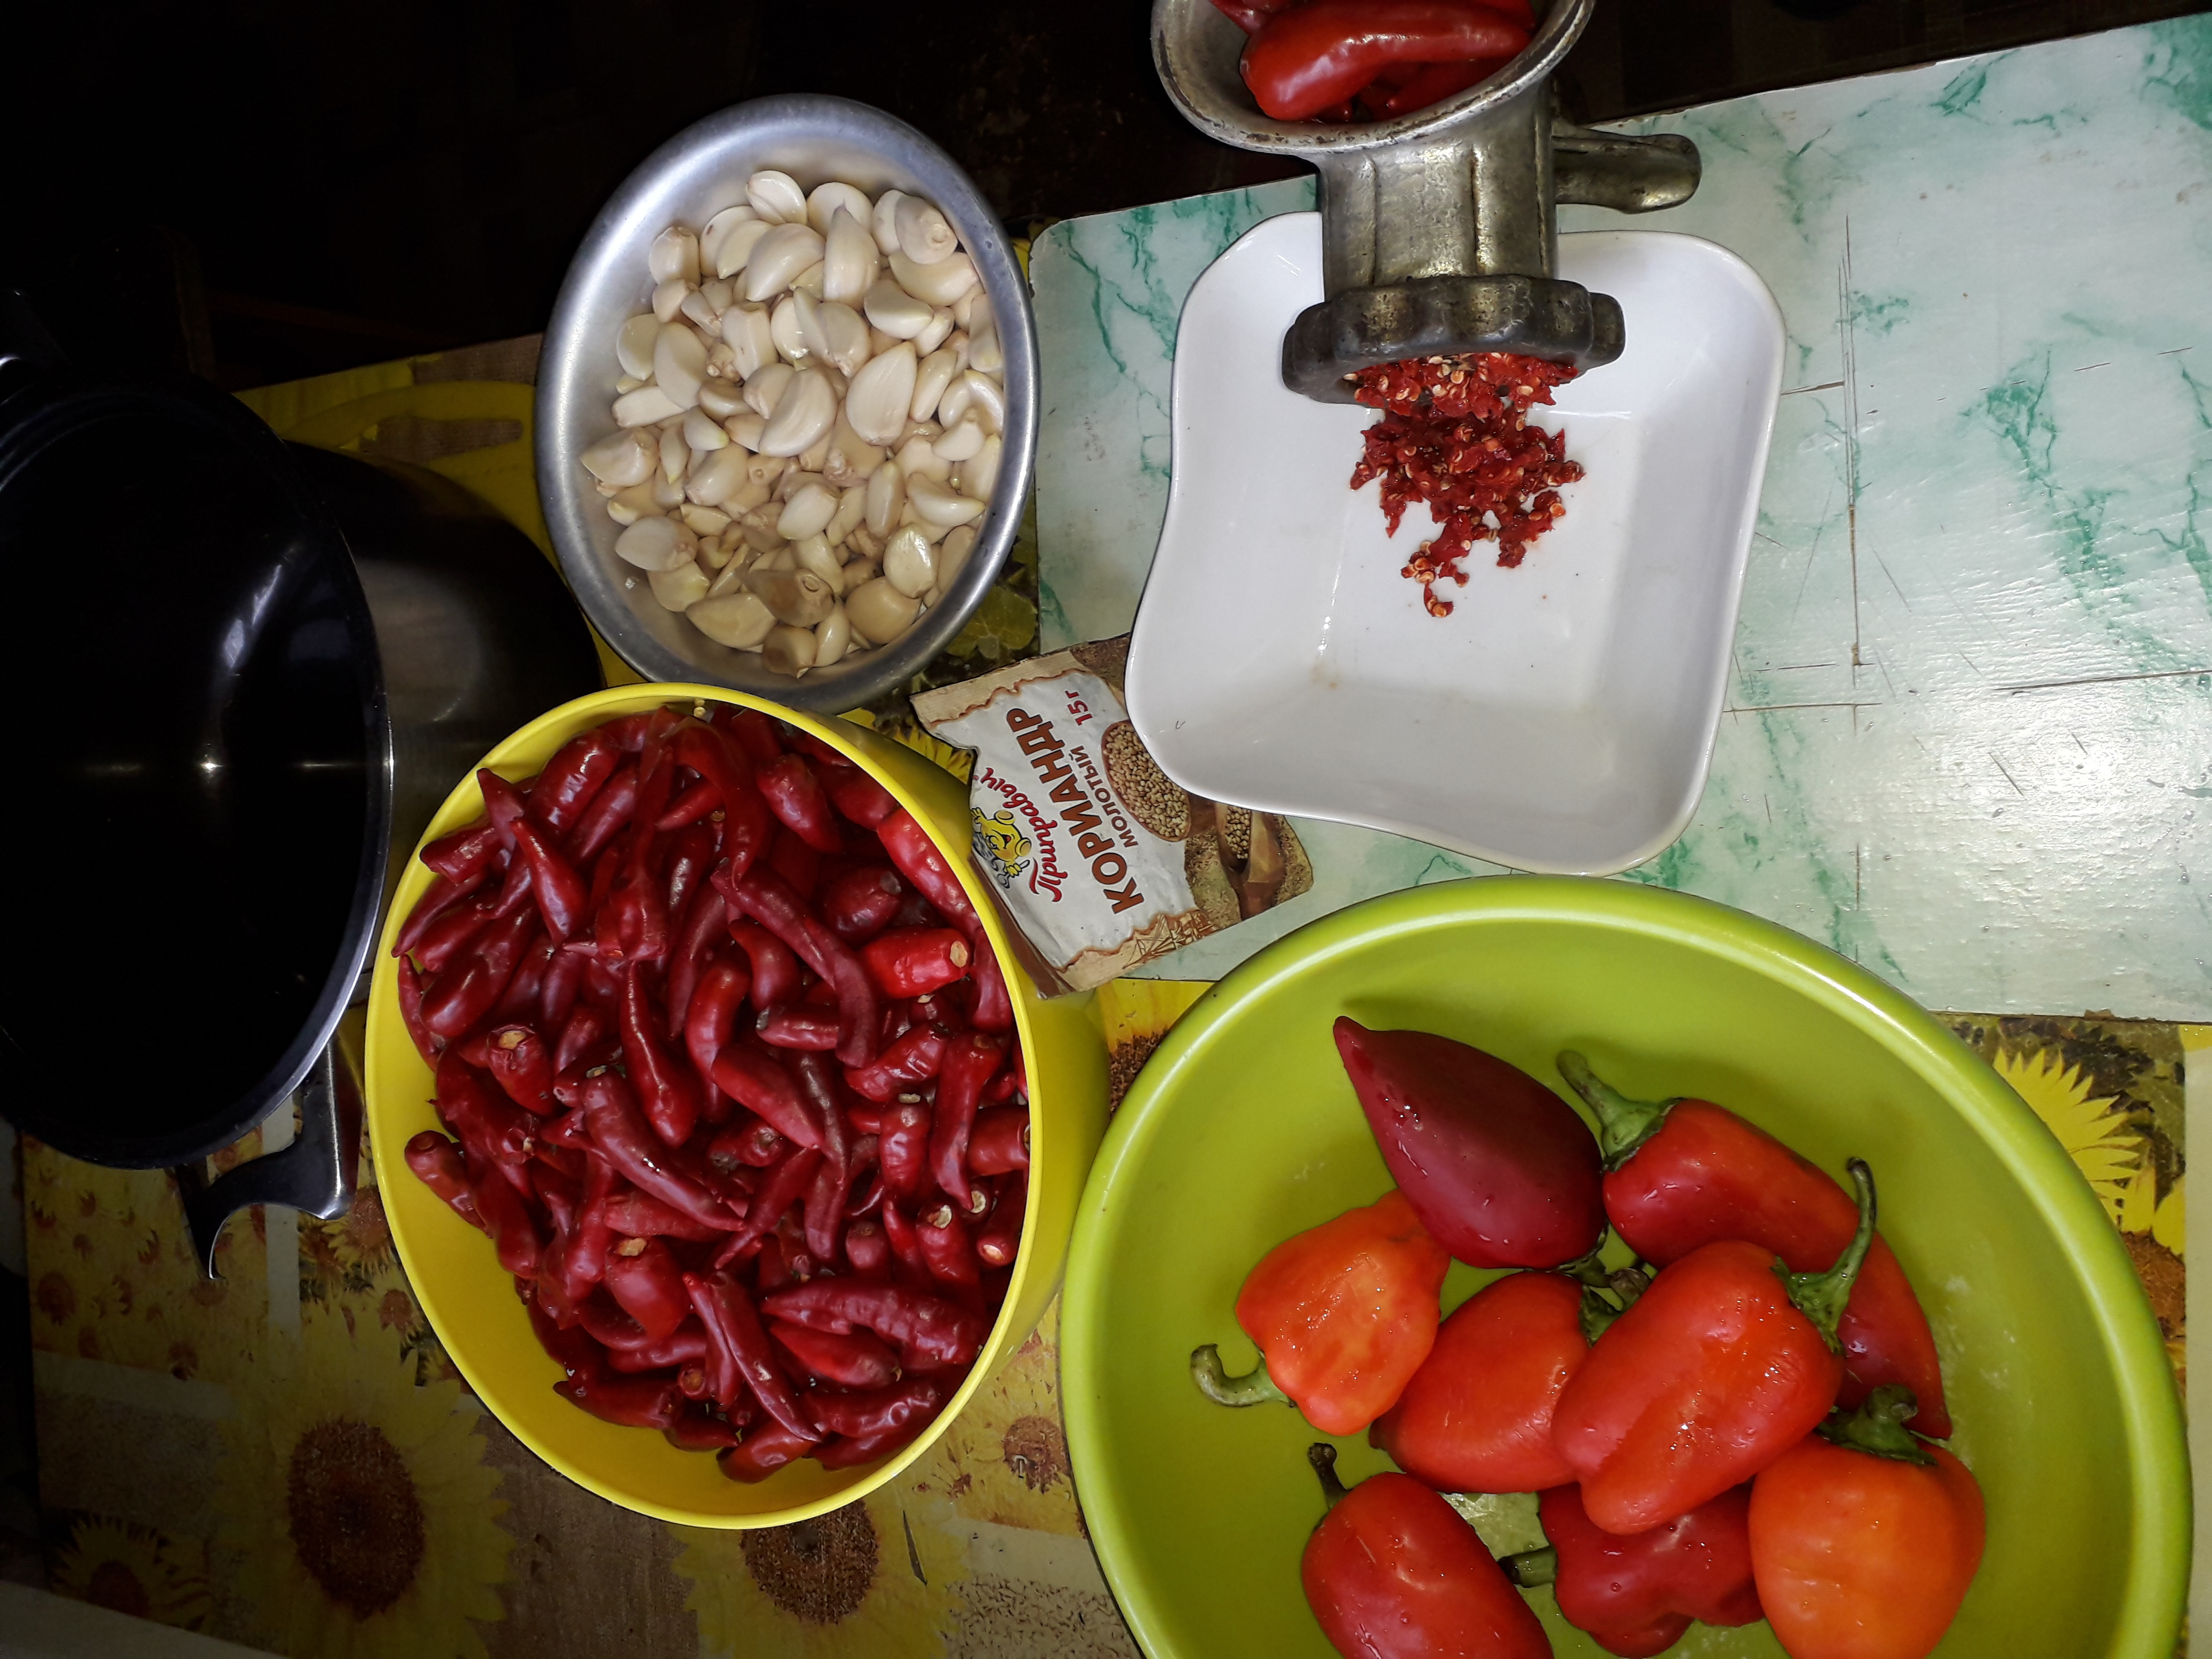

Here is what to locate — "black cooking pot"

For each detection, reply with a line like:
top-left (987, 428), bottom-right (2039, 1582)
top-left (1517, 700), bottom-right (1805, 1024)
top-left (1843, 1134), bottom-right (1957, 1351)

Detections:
top-left (0, 292), bottom-right (602, 1269)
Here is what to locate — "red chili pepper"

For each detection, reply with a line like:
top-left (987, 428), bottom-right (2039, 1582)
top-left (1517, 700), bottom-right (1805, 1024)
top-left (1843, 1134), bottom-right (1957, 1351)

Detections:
top-left (766, 828), bottom-right (823, 900)
top-left (819, 865), bottom-right (906, 944)
top-left (711, 1043), bottom-right (823, 1151)
top-left (718, 1422), bottom-right (816, 1484)
top-left (522, 1279), bottom-right (602, 1378)
top-left (527, 729), bottom-right (622, 836)
top-left (601, 712), bottom-right (654, 752)
top-left (664, 892), bottom-right (728, 1038)
top-left (596, 750), bottom-right (675, 967)
top-left (875, 1099), bottom-right (932, 1199)
top-left (712, 1145), bottom-right (823, 1267)
top-left (806, 1376), bottom-right (945, 1444)
top-left (469, 1156), bottom-right (543, 1277)
top-left (981, 1047), bottom-right (1023, 1105)
top-left (880, 1195), bottom-right (928, 1278)
top-left (403, 1131), bottom-right (484, 1229)
top-left (491, 932), bottom-right (557, 1026)
top-left (1240, 0), bottom-right (1529, 121)
top-left (1558, 1052), bottom-right (1952, 1437)
top-left (876, 809), bottom-right (978, 931)
top-left (485, 773), bottom-right (593, 941)
top-left (792, 1052), bottom-right (854, 1251)
top-left (822, 761), bottom-right (900, 828)
top-left (602, 1235), bottom-right (692, 1342)
top-left (1299, 1445), bottom-right (1552, 1659)
top-left (397, 958), bottom-right (442, 1064)
top-left (482, 1024), bottom-right (557, 1116)
top-left (422, 907), bottom-right (536, 1038)
top-left (683, 1270), bottom-right (820, 1441)
top-left (565, 763), bottom-right (639, 865)
top-left (724, 917), bottom-right (803, 1013)
top-left (975, 1171), bottom-right (1025, 1268)
top-left (1367, 1270), bottom-right (1600, 1494)
top-left (968, 1106), bottom-right (1029, 1176)
top-left (761, 1279), bottom-right (990, 1371)
top-left (1554, 1160), bottom-right (1881, 1535)
top-left (1499, 1484), bottom-right (1762, 1658)
top-left (1747, 1386), bottom-right (1985, 1659)
top-left (718, 864), bottom-right (883, 1068)
top-left (1333, 1019), bottom-right (1604, 1269)
top-left (754, 753), bottom-right (845, 853)
top-left (916, 1201), bottom-right (981, 1290)
top-left (846, 1025), bottom-right (948, 1104)
top-left (719, 707), bottom-right (782, 763)
top-left (928, 1032), bottom-right (1003, 1208)
top-left (844, 1218), bottom-right (891, 1277)
top-left (393, 865), bottom-right (491, 961)
top-left (409, 901), bottom-right (494, 976)
top-left (597, 1186), bottom-right (731, 1243)
top-left (619, 960), bottom-right (701, 1147)
top-left (963, 938), bottom-right (1014, 1035)
top-left (1194, 1188), bottom-right (1450, 1437)
top-left (577, 1067), bottom-right (741, 1232)
top-left (756, 1006), bottom-right (840, 1050)
top-left (769, 1319), bottom-right (903, 1389)
top-left (554, 1371), bottom-right (681, 1430)
top-left (709, 1116), bottom-right (788, 1173)
top-left (435, 1051), bottom-right (534, 1177)
top-left (577, 1294), bottom-right (657, 1351)
top-left (673, 722), bottom-right (776, 879)
top-left (663, 1405), bottom-right (742, 1450)
top-left (860, 926), bottom-right (971, 1000)
top-left (662, 817), bottom-right (720, 933)
top-left (552, 1003), bottom-right (610, 1077)
top-left (539, 941), bottom-right (585, 1029)
top-left (683, 954), bottom-right (748, 1080)
top-left (656, 775), bottom-right (721, 831)
top-left (1208, 0), bottom-right (1277, 32)
top-left (422, 817), bottom-right (505, 887)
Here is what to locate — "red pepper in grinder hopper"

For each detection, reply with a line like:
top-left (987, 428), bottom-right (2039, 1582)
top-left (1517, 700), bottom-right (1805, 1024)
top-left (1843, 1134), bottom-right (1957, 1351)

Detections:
top-left (1333, 1019), bottom-right (1604, 1268)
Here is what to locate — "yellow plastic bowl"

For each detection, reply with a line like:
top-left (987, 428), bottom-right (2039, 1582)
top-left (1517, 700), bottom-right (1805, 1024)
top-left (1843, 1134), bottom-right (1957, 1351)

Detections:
top-left (365, 684), bottom-right (1108, 1526)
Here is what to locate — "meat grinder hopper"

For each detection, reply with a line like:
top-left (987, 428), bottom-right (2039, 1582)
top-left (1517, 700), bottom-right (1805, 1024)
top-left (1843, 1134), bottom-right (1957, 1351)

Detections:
top-left (1152, 0), bottom-right (1701, 400)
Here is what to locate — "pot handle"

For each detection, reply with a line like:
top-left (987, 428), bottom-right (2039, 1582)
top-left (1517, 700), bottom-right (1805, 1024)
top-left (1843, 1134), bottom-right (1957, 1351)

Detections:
top-left (172, 1037), bottom-right (362, 1278)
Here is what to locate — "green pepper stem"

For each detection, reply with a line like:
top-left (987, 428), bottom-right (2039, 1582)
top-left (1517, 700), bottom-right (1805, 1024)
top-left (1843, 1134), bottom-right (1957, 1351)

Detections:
top-left (1818, 1384), bottom-right (1937, 1466)
top-left (1498, 1545), bottom-right (1559, 1589)
top-left (1776, 1158), bottom-right (1878, 1353)
top-left (1579, 1286), bottom-right (1625, 1344)
top-left (1559, 1243), bottom-right (1616, 1290)
top-left (1556, 1051), bottom-right (1678, 1167)
top-left (1609, 1266), bottom-right (1651, 1306)
top-left (1191, 1344), bottom-right (1292, 1408)
top-left (1308, 1443), bottom-right (1350, 1511)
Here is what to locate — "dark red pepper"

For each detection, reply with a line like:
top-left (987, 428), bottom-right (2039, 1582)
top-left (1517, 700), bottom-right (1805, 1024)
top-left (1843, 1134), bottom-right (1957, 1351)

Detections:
top-left (719, 1422), bottom-right (816, 1483)
top-left (761, 1279), bottom-right (990, 1372)
top-left (968, 1106), bottom-right (1029, 1176)
top-left (880, 1197), bottom-right (928, 1279)
top-left (393, 866), bottom-right (490, 962)
top-left (672, 722), bottom-right (775, 879)
top-left (709, 1116), bottom-right (789, 1170)
top-left (877, 809), bottom-right (978, 931)
top-left (683, 1270), bottom-right (819, 1441)
top-left (824, 762), bottom-right (899, 828)
top-left (664, 891), bottom-right (728, 1038)
top-left (844, 1217), bottom-right (891, 1277)
top-left (602, 1235), bottom-right (692, 1342)
top-left (576, 1066), bottom-right (739, 1232)
top-left (619, 959), bottom-right (701, 1147)
top-left (975, 1172), bottom-right (1025, 1268)
top-left (397, 958), bottom-right (442, 1064)
top-left (756, 1005), bottom-right (840, 1050)
top-left (656, 775), bottom-right (721, 831)
top-left (1240, 0), bottom-right (1529, 121)
top-left (806, 1376), bottom-right (946, 1442)
top-left (928, 1031), bottom-right (1004, 1208)
top-left (552, 1004), bottom-right (610, 1075)
top-left (527, 729), bottom-right (622, 836)
top-left (769, 1319), bottom-right (903, 1389)
top-left (724, 917), bottom-right (802, 1013)
top-left (879, 1100), bottom-right (932, 1199)
top-left (791, 1052), bottom-right (855, 1261)
top-left (820, 864), bottom-right (906, 944)
top-left (757, 753), bottom-right (845, 853)
top-left (597, 1186), bottom-right (731, 1243)
top-left (554, 1372), bottom-right (681, 1430)
top-left (422, 907), bottom-right (536, 1038)
top-left (718, 863), bottom-right (883, 1068)
top-left (662, 818), bottom-right (720, 936)
top-left (469, 1156), bottom-right (543, 1277)
top-left (565, 764), bottom-right (639, 865)
top-left (711, 1043), bottom-right (822, 1152)
top-left (683, 954), bottom-right (749, 1084)
top-left (483, 1024), bottom-right (557, 1116)
top-left (712, 1145), bottom-right (823, 1267)
top-left (403, 1131), bottom-right (484, 1229)
top-left (861, 926), bottom-right (972, 999)
top-left (846, 1025), bottom-right (948, 1104)
top-left (422, 817), bottom-right (505, 887)
top-left (916, 1201), bottom-right (981, 1290)
top-left (663, 1405), bottom-right (742, 1449)
top-left (724, 708), bottom-right (785, 763)
top-left (964, 937), bottom-right (1014, 1035)
top-left (409, 901), bottom-right (495, 977)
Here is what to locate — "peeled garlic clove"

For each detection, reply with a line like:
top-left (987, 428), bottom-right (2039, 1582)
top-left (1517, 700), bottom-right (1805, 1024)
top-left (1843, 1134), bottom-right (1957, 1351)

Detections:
top-left (747, 170), bottom-right (808, 225)
top-left (931, 524), bottom-right (979, 603)
top-left (725, 410), bottom-right (768, 451)
top-left (807, 181), bottom-right (873, 237)
top-left (690, 589), bottom-right (776, 649)
top-left (651, 226), bottom-right (701, 286)
top-left (659, 425), bottom-right (690, 483)
top-left (743, 223), bottom-right (827, 303)
top-left (580, 428), bottom-right (657, 487)
top-left (909, 347), bottom-right (959, 423)
top-left (817, 302), bottom-right (872, 375)
top-left (615, 514), bottom-right (699, 572)
top-left (792, 288), bottom-right (832, 360)
top-left (771, 294), bottom-right (810, 364)
top-left (653, 470), bottom-right (685, 509)
top-left (738, 503), bottom-right (788, 554)
top-left (893, 196), bottom-right (958, 265)
top-left (862, 275), bottom-right (931, 341)
top-left (937, 374), bottom-right (975, 429)
top-left (616, 312), bottom-right (660, 379)
top-left (744, 566), bottom-right (837, 627)
top-left (825, 483), bottom-right (868, 546)
top-left (705, 556), bottom-right (750, 599)
top-left (683, 408), bottom-right (729, 452)
top-left (847, 576), bottom-right (921, 645)
top-left (829, 413), bottom-right (885, 483)
top-left (815, 604), bottom-right (852, 667)
top-left (864, 461), bottom-right (905, 537)
top-left (968, 324), bottom-right (1004, 376)
top-left (792, 532), bottom-right (845, 594)
top-left (715, 217), bottom-right (774, 280)
top-left (682, 503), bottom-right (733, 535)
top-left (776, 481), bottom-right (841, 541)
top-left (698, 533), bottom-right (736, 571)
top-left (895, 431), bottom-right (953, 482)
top-left (764, 623), bottom-right (819, 678)
top-left (870, 190), bottom-right (907, 256)
top-left (613, 481), bottom-right (661, 518)
top-left (653, 279), bottom-right (694, 323)
top-left (883, 525), bottom-right (937, 597)
top-left (775, 466), bottom-right (823, 505)
top-left (726, 305), bottom-right (775, 379)
top-left (743, 361), bottom-right (796, 420)
top-left (960, 370), bottom-right (1006, 433)
top-left (614, 383), bottom-right (684, 427)
top-left (757, 368), bottom-right (839, 458)
top-left (679, 289), bottom-right (722, 337)
top-left (955, 432), bottom-right (1003, 502)
top-left (649, 561), bottom-right (711, 611)
top-left (791, 262), bottom-right (826, 298)
top-left (908, 473), bottom-right (985, 529)
top-left (745, 451), bottom-right (788, 490)
top-left (842, 342), bottom-right (916, 447)
top-left (685, 445), bottom-right (752, 507)
top-left (653, 324), bottom-right (708, 410)
top-left (822, 207), bottom-right (880, 308)
top-left (932, 414), bottom-right (987, 462)
top-left (608, 497), bottom-right (641, 526)
top-left (700, 206), bottom-right (756, 275)
top-left (870, 325), bottom-right (901, 356)
top-left (891, 250), bottom-right (977, 308)
top-left (699, 377), bottom-right (749, 420)
top-left (915, 308), bottom-right (955, 356)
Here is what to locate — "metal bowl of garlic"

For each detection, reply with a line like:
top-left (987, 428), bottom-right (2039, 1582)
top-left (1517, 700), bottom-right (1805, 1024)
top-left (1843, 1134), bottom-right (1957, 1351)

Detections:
top-left (537, 94), bottom-right (1036, 711)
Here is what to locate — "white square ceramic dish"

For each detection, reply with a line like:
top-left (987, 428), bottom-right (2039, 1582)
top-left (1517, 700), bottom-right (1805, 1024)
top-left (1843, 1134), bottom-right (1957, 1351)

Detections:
top-left (1124, 216), bottom-right (1784, 875)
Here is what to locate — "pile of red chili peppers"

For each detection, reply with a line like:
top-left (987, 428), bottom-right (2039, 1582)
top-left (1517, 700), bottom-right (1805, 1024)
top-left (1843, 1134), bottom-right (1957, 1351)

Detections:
top-left (1196, 1023), bottom-right (1986, 1659)
top-left (393, 702), bottom-right (1032, 1478)
top-left (1347, 351), bottom-right (1585, 617)
top-left (1213, 0), bottom-right (1534, 123)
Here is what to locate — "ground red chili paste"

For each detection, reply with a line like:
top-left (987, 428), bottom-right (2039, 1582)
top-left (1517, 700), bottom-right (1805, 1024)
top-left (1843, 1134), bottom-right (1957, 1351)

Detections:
top-left (1347, 351), bottom-right (1583, 617)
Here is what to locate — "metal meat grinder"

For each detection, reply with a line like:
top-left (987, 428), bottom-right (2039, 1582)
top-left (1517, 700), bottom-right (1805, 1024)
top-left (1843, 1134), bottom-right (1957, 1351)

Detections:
top-left (1152, 0), bottom-right (1701, 400)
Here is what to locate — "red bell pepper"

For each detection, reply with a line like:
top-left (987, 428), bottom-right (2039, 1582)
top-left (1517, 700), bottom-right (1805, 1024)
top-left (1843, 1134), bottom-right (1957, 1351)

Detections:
top-left (1242, 0), bottom-right (1529, 122)
top-left (1748, 1386), bottom-right (1985, 1659)
top-left (1300, 1445), bottom-right (1551, 1659)
top-left (1362, 55), bottom-right (1508, 119)
top-left (1553, 1160), bottom-right (1881, 1535)
top-left (1504, 1484), bottom-right (1761, 1658)
top-left (1557, 1052), bottom-right (1951, 1437)
top-left (1334, 1019), bottom-right (1605, 1269)
top-left (1193, 1189), bottom-right (1449, 1437)
top-left (1368, 1269), bottom-right (1591, 1493)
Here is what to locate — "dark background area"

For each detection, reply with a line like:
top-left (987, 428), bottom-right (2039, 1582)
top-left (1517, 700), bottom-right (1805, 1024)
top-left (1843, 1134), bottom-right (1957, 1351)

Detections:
top-left (0, 0), bottom-right (2206, 387)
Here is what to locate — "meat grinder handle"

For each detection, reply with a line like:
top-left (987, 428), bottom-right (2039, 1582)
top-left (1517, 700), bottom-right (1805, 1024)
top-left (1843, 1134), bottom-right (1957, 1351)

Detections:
top-left (173, 1037), bottom-right (363, 1279)
top-left (1552, 123), bottom-right (1702, 214)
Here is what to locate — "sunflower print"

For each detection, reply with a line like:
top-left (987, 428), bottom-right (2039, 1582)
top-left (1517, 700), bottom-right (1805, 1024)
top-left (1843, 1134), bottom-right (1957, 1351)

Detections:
top-left (49, 1513), bottom-right (213, 1631)
top-left (213, 1309), bottom-right (511, 1659)
top-left (673, 1489), bottom-right (966, 1659)
top-left (1994, 1047), bottom-right (2142, 1222)
top-left (912, 1299), bottom-right (1085, 1536)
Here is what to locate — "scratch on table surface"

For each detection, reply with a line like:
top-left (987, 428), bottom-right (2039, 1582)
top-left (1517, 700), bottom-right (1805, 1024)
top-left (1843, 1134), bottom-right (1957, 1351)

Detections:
top-left (2159, 346), bottom-right (2195, 356)
top-left (1841, 220), bottom-right (1864, 673)
top-left (2000, 664), bottom-right (2212, 692)
top-left (1726, 699), bottom-right (1879, 713)
top-left (1780, 379), bottom-right (1847, 396)
top-left (2074, 361), bottom-right (2112, 372)
top-left (1990, 753), bottom-right (2027, 796)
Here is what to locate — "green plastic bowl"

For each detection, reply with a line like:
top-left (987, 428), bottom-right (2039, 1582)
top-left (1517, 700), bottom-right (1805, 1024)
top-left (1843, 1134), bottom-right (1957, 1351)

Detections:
top-left (1062, 878), bottom-right (2188, 1658)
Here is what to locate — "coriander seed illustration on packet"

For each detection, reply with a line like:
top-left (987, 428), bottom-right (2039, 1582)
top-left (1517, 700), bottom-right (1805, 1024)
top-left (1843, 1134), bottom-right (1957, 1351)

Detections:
top-left (910, 637), bottom-right (1313, 991)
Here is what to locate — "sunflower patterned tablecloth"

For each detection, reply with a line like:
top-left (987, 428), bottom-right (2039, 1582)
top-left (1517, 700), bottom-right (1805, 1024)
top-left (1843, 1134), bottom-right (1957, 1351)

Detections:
top-left (24, 987), bottom-right (2188, 1657)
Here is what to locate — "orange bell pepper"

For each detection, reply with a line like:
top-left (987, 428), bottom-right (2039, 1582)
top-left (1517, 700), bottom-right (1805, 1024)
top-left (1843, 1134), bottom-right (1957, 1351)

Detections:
top-left (1193, 1189), bottom-right (1449, 1436)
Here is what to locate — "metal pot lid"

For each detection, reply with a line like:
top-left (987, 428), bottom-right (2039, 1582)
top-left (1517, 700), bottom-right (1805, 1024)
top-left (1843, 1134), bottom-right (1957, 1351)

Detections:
top-left (0, 332), bottom-right (390, 1168)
